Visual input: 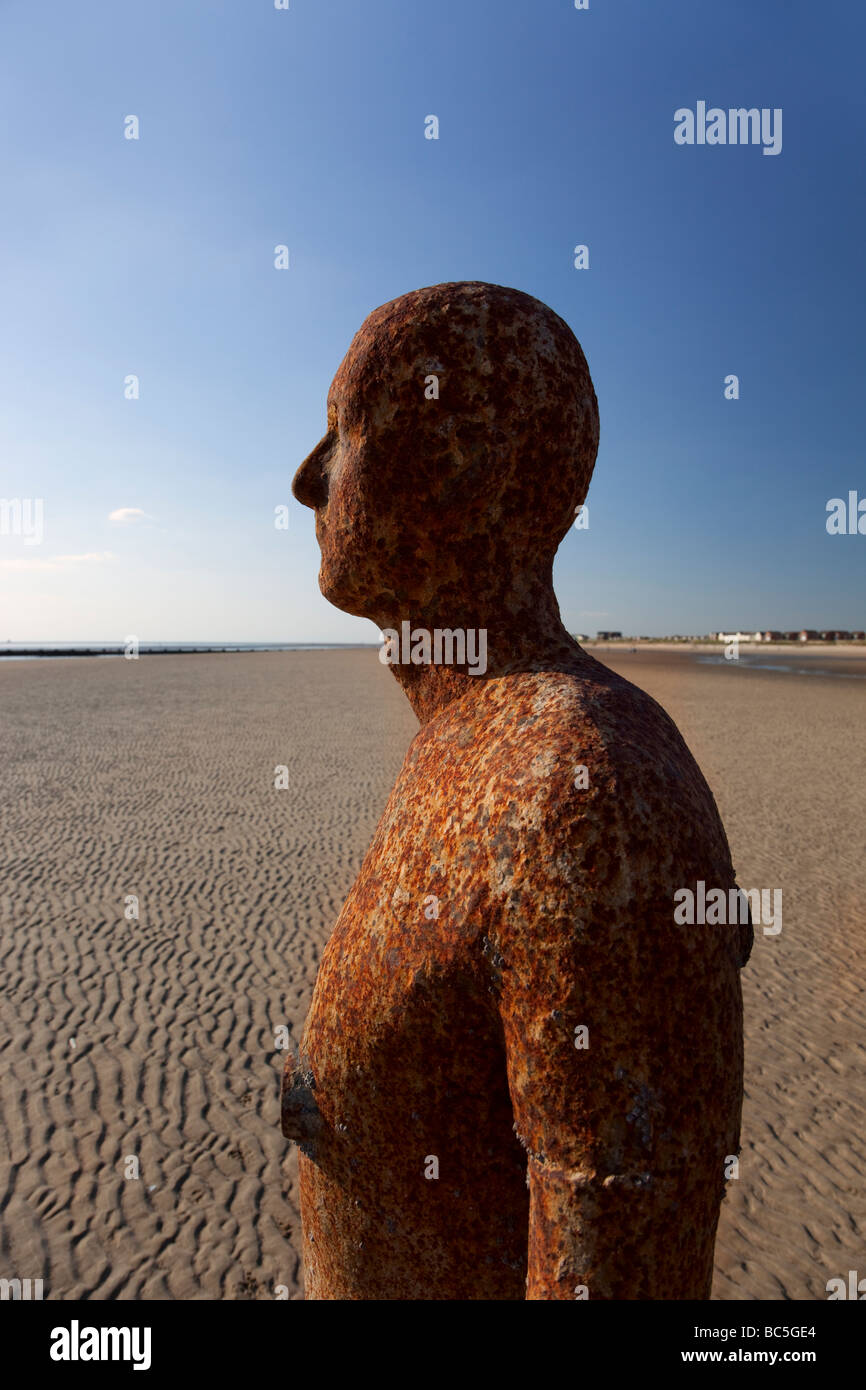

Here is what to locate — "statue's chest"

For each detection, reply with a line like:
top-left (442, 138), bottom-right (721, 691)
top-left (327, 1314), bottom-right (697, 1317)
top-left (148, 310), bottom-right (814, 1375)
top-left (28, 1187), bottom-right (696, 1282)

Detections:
top-left (302, 799), bottom-right (499, 1083)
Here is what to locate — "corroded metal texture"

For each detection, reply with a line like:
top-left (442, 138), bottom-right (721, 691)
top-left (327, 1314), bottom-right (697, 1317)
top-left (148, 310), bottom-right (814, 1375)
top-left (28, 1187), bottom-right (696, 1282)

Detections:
top-left (284, 281), bottom-right (751, 1299)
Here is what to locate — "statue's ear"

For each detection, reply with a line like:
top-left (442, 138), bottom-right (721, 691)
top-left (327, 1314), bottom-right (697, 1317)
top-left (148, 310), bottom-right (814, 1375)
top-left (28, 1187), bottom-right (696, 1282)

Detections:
top-left (433, 431), bottom-right (494, 508)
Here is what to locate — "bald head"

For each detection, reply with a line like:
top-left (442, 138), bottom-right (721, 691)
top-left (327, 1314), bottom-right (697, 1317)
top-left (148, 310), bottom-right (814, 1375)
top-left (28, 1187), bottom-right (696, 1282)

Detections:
top-left (293, 281), bottom-right (599, 623)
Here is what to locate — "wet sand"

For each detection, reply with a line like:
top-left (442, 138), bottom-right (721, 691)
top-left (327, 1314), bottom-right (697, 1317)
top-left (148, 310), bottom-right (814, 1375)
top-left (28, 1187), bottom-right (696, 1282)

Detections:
top-left (0, 648), bottom-right (862, 1299)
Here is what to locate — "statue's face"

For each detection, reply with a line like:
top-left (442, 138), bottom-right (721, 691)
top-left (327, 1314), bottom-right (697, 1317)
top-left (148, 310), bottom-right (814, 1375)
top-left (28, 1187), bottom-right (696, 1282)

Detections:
top-left (292, 342), bottom-right (404, 620)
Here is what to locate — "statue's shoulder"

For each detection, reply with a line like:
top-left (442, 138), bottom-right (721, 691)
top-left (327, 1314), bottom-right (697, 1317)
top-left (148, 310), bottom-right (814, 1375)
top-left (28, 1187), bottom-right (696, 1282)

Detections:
top-left (432, 663), bottom-right (695, 793)
top-left (419, 664), bottom-right (730, 876)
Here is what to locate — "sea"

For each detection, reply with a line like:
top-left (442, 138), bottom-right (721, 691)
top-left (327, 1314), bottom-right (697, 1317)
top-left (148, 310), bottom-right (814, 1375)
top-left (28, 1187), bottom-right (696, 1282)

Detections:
top-left (0, 642), bottom-right (379, 660)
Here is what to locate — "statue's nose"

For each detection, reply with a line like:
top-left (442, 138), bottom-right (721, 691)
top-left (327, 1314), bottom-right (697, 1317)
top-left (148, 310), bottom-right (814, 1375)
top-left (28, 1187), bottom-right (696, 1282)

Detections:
top-left (292, 437), bottom-right (331, 509)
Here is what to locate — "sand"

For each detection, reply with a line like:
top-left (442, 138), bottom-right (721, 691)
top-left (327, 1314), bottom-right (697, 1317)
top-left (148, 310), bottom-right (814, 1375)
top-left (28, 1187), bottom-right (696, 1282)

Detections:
top-left (0, 648), bottom-right (862, 1300)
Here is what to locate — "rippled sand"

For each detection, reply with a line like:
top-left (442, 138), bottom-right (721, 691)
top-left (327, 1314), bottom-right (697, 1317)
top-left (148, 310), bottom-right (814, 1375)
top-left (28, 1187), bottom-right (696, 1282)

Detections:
top-left (0, 651), bottom-right (415, 1300)
top-left (0, 648), bottom-right (862, 1299)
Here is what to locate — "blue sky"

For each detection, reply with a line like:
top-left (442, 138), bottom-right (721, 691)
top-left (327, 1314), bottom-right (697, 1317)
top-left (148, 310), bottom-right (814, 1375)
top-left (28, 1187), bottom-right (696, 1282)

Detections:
top-left (1, 0), bottom-right (863, 641)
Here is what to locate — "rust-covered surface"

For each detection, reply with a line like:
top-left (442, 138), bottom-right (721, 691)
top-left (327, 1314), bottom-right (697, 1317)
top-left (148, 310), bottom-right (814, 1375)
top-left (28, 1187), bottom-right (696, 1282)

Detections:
top-left (284, 282), bottom-right (751, 1299)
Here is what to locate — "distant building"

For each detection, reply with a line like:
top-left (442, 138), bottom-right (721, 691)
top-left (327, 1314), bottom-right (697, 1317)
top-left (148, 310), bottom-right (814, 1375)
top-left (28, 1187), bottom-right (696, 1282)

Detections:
top-left (783, 631), bottom-right (800, 641)
top-left (854, 631), bottom-right (866, 641)
top-left (799, 629), bottom-right (820, 641)
top-left (762, 630), bottom-right (783, 642)
top-left (821, 630), bottom-right (852, 641)
top-left (596, 630), bottom-right (622, 640)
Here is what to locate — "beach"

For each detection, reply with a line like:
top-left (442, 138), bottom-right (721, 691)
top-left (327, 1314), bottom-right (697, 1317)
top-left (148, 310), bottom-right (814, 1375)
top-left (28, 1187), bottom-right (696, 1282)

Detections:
top-left (1, 648), bottom-right (863, 1300)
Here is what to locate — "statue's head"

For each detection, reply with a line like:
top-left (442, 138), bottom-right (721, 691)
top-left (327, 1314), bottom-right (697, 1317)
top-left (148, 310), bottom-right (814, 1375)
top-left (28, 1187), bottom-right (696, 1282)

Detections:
top-left (292, 281), bottom-right (599, 624)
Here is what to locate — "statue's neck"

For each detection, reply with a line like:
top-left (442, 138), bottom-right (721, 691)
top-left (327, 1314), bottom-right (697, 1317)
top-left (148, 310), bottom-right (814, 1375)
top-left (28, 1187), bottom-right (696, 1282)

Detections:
top-left (376, 583), bottom-right (583, 725)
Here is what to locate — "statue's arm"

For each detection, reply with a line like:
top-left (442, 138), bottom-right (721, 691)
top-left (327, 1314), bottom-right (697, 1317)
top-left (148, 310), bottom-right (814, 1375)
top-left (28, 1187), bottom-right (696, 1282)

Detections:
top-left (496, 867), bottom-right (742, 1300)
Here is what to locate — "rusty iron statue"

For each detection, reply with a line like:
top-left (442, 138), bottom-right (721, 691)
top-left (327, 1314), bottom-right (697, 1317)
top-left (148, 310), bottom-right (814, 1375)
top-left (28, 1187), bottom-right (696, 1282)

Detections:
top-left (283, 281), bottom-right (752, 1299)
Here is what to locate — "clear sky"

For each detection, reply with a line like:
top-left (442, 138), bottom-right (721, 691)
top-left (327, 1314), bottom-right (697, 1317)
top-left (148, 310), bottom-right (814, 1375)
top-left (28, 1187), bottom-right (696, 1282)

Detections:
top-left (1, 0), bottom-right (863, 642)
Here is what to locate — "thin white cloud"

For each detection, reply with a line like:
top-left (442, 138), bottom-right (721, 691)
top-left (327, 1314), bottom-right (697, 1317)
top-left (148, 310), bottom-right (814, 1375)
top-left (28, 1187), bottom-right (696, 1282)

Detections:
top-left (108, 507), bottom-right (153, 523)
top-left (0, 551), bottom-right (118, 572)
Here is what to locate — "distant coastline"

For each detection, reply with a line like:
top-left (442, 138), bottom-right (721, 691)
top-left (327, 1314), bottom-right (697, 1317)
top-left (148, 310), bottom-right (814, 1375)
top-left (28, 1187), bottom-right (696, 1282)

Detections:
top-left (4, 637), bottom-right (864, 659)
top-left (582, 639), bottom-right (866, 656)
top-left (0, 642), bottom-right (380, 660)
